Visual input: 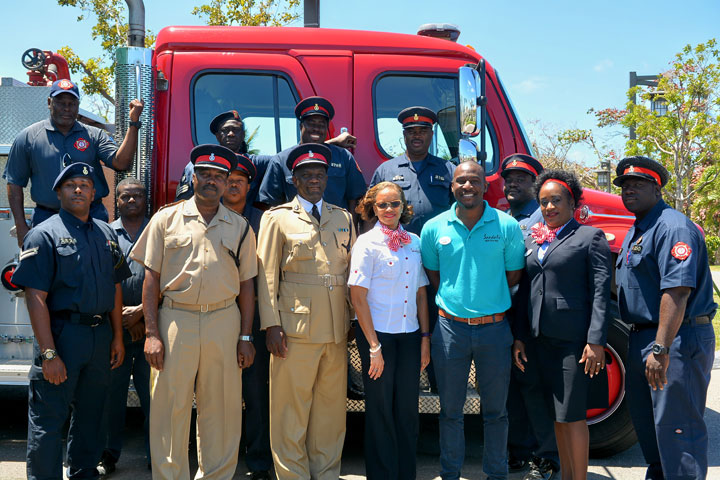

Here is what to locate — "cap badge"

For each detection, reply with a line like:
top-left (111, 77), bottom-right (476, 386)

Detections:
top-left (232, 110), bottom-right (239, 118)
top-left (314, 104), bottom-right (319, 111)
top-left (209, 153), bottom-right (215, 161)
top-left (59, 79), bottom-right (73, 90)
top-left (308, 150), bottom-right (314, 158)
top-left (628, 166), bottom-right (635, 173)
top-left (413, 113), bottom-right (419, 121)
top-left (82, 166), bottom-right (88, 175)
top-left (511, 160), bottom-right (518, 166)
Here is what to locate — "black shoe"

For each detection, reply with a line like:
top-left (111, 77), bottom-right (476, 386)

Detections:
top-left (508, 455), bottom-right (528, 472)
top-left (97, 453), bottom-right (116, 477)
top-left (250, 471), bottom-right (271, 480)
top-left (523, 457), bottom-right (559, 480)
top-left (645, 462), bottom-right (665, 480)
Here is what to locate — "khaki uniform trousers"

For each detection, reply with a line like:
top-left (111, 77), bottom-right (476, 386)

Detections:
top-left (270, 340), bottom-right (347, 480)
top-left (150, 302), bottom-right (242, 480)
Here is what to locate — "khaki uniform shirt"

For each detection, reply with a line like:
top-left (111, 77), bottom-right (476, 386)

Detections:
top-left (130, 198), bottom-right (257, 304)
top-left (257, 197), bottom-right (354, 344)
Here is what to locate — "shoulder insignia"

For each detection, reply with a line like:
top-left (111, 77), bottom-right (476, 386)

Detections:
top-left (58, 237), bottom-right (77, 246)
top-left (269, 204), bottom-right (293, 211)
top-left (671, 242), bottom-right (691, 261)
top-left (19, 247), bottom-right (39, 261)
top-left (177, 184), bottom-right (189, 194)
top-left (158, 200), bottom-right (184, 211)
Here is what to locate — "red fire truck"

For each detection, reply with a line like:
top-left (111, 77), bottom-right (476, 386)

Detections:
top-left (0, 3), bottom-right (638, 457)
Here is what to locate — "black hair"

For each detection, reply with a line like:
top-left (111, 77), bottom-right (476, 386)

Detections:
top-left (535, 169), bottom-right (583, 208)
top-left (116, 177), bottom-right (144, 194)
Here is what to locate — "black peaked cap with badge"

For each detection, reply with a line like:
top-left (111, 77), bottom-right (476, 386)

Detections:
top-left (286, 143), bottom-right (331, 172)
top-left (209, 110), bottom-right (243, 135)
top-left (500, 153), bottom-right (544, 179)
top-left (397, 106), bottom-right (438, 129)
top-left (234, 153), bottom-right (257, 181)
top-left (191, 144), bottom-right (237, 173)
top-left (295, 96), bottom-right (335, 121)
top-left (52, 162), bottom-right (94, 190)
top-left (613, 155), bottom-right (669, 188)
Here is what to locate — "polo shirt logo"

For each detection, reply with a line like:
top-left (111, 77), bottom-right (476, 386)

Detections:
top-left (74, 138), bottom-right (89, 152)
top-left (483, 234), bottom-right (501, 242)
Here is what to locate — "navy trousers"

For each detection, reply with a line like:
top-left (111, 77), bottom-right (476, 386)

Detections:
top-left (27, 321), bottom-right (112, 480)
top-left (357, 328), bottom-right (421, 480)
top-left (626, 323), bottom-right (715, 480)
top-left (100, 331), bottom-right (151, 463)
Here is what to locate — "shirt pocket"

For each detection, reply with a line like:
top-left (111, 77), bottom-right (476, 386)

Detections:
top-left (162, 234), bottom-right (193, 288)
top-left (287, 234), bottom-right (314, 262)
top-left (555, 297), bottom-right (585, 311)
top-left (427, 175), bottom-right (451, 206)
top-left (55, 243), bottom-right (84, 287)
top-left (376, 254), bottom-right (399, 279)
top-left (278, 295), bottom-right (311, 339)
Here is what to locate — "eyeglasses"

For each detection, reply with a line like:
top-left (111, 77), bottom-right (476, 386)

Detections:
top-left (375, 201), bottom-right (402, 210)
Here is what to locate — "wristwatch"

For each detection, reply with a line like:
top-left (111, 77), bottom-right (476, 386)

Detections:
top-left (651, 343), bottom-right (670, 355)
top-left (239, 335), bottom-right (253, 342)
top-left (41, 348), bottom-right (58, 361)
top-left (129, 120), bottom-right (142, 129)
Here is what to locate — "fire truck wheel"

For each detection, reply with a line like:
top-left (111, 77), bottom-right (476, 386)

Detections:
top-left (587, 308), bottom-right (638, 458)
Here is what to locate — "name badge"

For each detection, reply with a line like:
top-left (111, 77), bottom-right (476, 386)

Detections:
top-left (438, 236), bottom-right (451, 245)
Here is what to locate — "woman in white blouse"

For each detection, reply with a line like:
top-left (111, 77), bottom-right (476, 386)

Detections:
top-left (348, 181), bottom-right (431, 480)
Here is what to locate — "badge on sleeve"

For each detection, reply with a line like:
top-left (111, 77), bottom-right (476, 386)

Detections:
top-left (74, 138), bottom-right (89, 152)
top-left (671, 242), bottom-right (692, 261)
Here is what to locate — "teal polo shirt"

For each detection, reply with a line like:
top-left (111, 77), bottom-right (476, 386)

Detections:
top-left (420, 201), bottom-right (525, 317)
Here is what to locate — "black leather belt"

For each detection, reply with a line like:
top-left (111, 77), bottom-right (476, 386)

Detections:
top-left (629, 316), bottom-right (711, 332)
top-left (52, 311), bottom-right (109, 327)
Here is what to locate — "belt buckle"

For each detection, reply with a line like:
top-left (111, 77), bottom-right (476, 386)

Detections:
top-left (322, 274), bottom-right (331, 288)
top-left (200, 304), bottom-right (209, 313)
top-left (90, 314), bottom-right (103, 327)
top-left (467, 316), bottom-right (480, 326)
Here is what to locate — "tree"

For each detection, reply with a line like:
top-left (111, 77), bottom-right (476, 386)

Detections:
top-left (191, 0), bottom-right (301, 26)
top-left (56, 0), bottom-right (155, 117)
top-left (594, 39), bottom-right (720, 217)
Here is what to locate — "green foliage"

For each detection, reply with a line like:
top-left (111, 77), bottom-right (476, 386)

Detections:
top-left (56, 0), bottom-right (155, 118)
top-left (191, 0), bottom-right (301, 26)
top-left (705, 235), bottom-right (720, 264)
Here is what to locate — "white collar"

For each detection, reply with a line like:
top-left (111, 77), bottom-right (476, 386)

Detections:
top-left (297, 195), bottom-right (323, 213)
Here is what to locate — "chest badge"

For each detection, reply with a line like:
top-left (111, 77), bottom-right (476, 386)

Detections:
top-left (671, 242), bottom-right (692, 261)
top-left (74, 138), bottom-right (89, 152)
top-left (338, 228), bottom-right (349, 232)
top-left (631, 235), bottom-right (643, 254)
top-left (392, 175), bottom-right (405, 182)
top-left (438, 236), bottom-right (451, 245)
top-left (59, 237), bottom-right (77, 246)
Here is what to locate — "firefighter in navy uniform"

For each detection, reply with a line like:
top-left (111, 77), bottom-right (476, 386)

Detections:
top-left (614, 156), bottom-right (716, 480)
top-left (501, 154), bottom-right (560, 480)
top-left (257, 96), bottom-right (367, 212)
top-left (369, 106), bottom-right (455, 236)
top-left (11, 162), bottom-right (131, 480)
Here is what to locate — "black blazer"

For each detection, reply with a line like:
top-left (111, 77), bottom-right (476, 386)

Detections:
top-left (520, 219), bottom-right (612, 346)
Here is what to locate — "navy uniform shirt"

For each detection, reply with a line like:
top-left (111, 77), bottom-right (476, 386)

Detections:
top-left (370, 153), bottom-right (455, 236)
top-left (511, 200), bottom-right (543, 238)
top-left (3, 119), bottom-right (118, 209)
top-left (111, 217), bottom-right (149, 307)
top-left (175, 153), bottom-right (273, 207)
top-left (12, 209), bottom-right (131, 314)
top-left (257, 144), bottom-right (367, 210)
top-left (616, 199), bottom-right (717, 325)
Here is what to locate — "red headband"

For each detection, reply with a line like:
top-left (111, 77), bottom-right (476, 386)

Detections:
top-left (623, 166), bottom-right (661, 185)
top-left (403, 115), bottom-right (434, 125)
top-left (542, 179), bottom-right (574, 201)
top-left (196, 155), bottom-right (231, 169)
top-left (506, 161), bottom-right (538, 176)
top-left (292, 152), bottom-right (328, 170)
top-left (300, 105), bottom-right (330, 117)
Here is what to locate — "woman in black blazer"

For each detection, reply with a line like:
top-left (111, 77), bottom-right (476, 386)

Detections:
top-left (512, 170), bottom-right (611, 480)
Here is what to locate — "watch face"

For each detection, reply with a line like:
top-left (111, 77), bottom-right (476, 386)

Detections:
top-left (652, 344), bottom-right (667, 355)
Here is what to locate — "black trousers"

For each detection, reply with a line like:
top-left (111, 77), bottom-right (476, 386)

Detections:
top-left (357, 328), bottom-right (421, 480)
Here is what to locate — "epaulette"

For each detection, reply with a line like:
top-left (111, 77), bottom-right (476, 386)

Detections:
top-left (269, 204), bottom-right (293, 211)
top-left (157, 200), bottom-right (184, 211)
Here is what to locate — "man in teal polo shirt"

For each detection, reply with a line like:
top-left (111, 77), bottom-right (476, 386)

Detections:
top-left (421, 160), bottom-right (525, 480)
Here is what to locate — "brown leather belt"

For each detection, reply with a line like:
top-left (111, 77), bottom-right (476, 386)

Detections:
top-left (439, 308), bottom-right (506, 326)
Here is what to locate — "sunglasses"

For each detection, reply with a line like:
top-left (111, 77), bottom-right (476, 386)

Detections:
top-left (375, 201), bottom-right (402, 210)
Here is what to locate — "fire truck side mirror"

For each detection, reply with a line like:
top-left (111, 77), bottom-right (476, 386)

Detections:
top-left (458, 139), bottom-right (478, 164)
top-left (458, 66), bottom-right (479, 136)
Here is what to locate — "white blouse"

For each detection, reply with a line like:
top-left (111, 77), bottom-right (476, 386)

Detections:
top-left (348, 222), bottom-right (429, 334)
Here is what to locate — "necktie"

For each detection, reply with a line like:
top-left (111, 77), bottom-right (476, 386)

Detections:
top-left (311, 204), bottom-right (321, 223)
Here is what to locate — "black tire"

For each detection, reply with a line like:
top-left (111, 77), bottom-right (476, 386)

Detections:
top-left (588, 305), bottom-right (638, 458)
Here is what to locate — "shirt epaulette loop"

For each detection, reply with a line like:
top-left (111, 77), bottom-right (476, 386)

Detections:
top-left (158, 200), bottom-right (184, 211)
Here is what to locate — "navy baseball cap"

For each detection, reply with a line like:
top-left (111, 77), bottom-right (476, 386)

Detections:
top-left (52, 162), bottom-right (94, 190)
top-left (191, 144), bottom-right (237, 174)
top-left (286, 143), bottom-right (331, 172)
top-left (50, 79), bottom-right (80, 99)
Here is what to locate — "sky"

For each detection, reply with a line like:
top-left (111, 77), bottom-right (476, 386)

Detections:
top-left (2, 0), bottom-right (719, 164)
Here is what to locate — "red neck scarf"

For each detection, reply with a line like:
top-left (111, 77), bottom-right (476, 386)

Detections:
top-left (380, 223), bottom-right (411, 251)
top-left (530, 222), bottom-right (562, 245)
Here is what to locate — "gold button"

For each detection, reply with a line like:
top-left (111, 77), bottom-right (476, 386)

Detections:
top-left (290, 307), bottom-right (295, 312)
top-left (204, 266), bottom-right (208, 270)
top-left (322, 242), bottom-right (327, 247)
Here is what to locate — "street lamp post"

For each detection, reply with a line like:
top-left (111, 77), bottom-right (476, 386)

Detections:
top-left (596, 160), bottom-right (611, 193)
top-left (629, 72), bottom-right (660, 140)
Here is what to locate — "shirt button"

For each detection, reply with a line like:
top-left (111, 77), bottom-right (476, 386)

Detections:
top-left (204, 266), bottom-right (208, 270)
top-left (205, 248), bottom-right (208, 252)
top-left (290, 307), bottom-right (295, 312)
top-left (320, 227), bottom-right (325, 231)
top-left (405, 286), bottom-right (408, 289)
top-left (403, 315), bottom-right (407, 318)
top-left (406, 271), bottom-right (409, 274)
top-left (327, 261), bottom-right (331, 265)
top-left (538, 289), bottom-right (543, 295)
top-left (404, 300), bottom-right (408, 303)
top-left (322, 242), bottom-right (327, 247)
top-left (329, 286), bottom-right (333, 291)
top-left (405, 257), bottom-right (408, 260)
